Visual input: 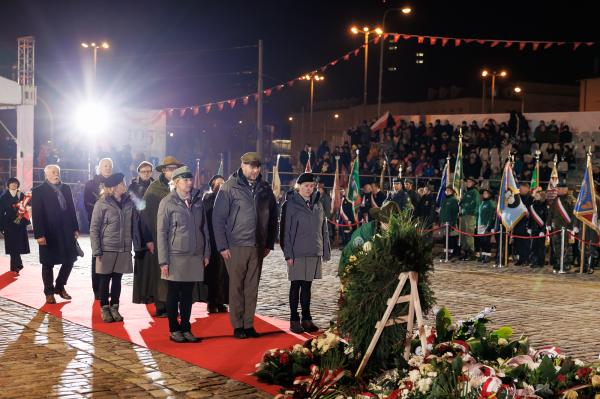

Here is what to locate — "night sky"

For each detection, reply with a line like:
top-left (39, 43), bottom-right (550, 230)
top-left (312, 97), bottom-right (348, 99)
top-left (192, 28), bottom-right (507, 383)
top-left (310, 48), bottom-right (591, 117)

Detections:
top-left (1, 0), bottom-right (599, 137)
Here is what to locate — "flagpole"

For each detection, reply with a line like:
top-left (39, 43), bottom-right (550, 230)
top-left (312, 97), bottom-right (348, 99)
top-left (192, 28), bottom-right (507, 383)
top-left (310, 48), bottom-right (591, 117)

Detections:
top-left (504, 228), bottom-right (509, 267)
top-left (385, 154), bottom-right (392, 191)
top-left (580, 224), bottom-right (586, 274)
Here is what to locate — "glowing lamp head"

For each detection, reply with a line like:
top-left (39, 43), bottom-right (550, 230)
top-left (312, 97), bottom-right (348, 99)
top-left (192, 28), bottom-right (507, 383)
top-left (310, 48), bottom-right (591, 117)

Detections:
top-left (74, 103), bottom-right (110, 135)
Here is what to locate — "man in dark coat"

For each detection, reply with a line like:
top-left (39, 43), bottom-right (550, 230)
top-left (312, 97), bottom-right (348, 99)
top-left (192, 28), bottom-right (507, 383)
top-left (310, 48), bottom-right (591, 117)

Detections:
top-left (0, 177), bottom-right (30, 273)
top-left (128, 161), bottom-right (155, 203)
top-left (133, 156), bottom-right (183, 317)
top-left (84, 158), bottom-right (113, 299)
top-left (213, 152), bottom-right (277, 339)
top-left (202, 174), bottom-right (229, 314)
top-left (32, 165), bottom-right (79, 304)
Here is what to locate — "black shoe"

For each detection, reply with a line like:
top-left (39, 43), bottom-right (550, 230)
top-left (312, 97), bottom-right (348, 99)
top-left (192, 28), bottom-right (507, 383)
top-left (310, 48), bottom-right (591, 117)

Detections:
top-left (233, 328), bottom-right (247, 339)
top-left (182, 331), bottom-right (201, 343)
top-left (207, 304), bottom-right (219, 314)
top-left (169, 331), bottom-right (186, 343)
top-left (482, 256), bottom-right (489, 264)
top-left (301, 320), bottom-right (320, 333)
top-left (217, 304), bottom-right (228, 313)
top-left (290, 321), bottom-right (305, 334)
top-left (244, 327), bottom-right (260, 338)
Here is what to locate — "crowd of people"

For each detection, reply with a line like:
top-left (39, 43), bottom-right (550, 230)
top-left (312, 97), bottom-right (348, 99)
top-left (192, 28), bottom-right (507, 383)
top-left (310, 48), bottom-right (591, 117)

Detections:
top-left (0, 152), bottom-right (329, 342)
top-left (298, 114), bottom-right (593, 195)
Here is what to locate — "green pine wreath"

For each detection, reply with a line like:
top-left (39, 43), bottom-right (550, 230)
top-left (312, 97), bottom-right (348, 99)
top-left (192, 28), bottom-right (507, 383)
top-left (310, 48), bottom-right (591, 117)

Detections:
top-left (337, 212), bottom-right (436, 376)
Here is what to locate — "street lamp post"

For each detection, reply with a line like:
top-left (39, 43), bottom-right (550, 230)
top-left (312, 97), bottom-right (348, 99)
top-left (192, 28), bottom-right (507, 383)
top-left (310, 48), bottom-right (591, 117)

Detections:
top-left (301, 74), bottom-right (324, 136)
top-left (481, 69), bottom-right (507, 113)
top-left (514, 86), bottom-right (525, 113)
top-left (352, 26), bottom-right (382, 107)
top-left (81, 41), bottom-right (109, 178)
top-left (377, 6), bottom-right (412, 116)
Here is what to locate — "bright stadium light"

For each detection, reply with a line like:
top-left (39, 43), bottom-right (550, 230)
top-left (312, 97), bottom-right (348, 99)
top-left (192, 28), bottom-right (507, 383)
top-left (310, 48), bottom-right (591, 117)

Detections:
top-left (74, 102), bottom-right (110, 135)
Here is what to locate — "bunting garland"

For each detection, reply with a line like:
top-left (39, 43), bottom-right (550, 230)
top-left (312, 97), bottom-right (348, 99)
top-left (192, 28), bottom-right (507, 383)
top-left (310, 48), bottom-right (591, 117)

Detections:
top-left (162, 32), bottom-right (596, 117)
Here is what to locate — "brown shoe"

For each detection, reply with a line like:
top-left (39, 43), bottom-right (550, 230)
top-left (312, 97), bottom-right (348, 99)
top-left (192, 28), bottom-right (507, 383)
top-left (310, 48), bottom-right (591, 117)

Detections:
top-left (45, 294), bottom-right (56, 304)
top-left (55, 288), bottom-right (72, 300)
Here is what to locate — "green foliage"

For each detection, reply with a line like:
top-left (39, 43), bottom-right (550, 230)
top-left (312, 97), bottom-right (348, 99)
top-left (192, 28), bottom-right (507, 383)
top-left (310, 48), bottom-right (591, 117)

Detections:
top-left (337, 212), bottom-right (436, 376)
top-left (435, 307), bottom-right (453, 343)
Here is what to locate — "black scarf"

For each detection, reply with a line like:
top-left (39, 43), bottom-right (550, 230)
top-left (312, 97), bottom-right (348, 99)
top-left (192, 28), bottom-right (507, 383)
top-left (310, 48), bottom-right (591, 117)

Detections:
top-left (48, 181), bottom-right (67, 211)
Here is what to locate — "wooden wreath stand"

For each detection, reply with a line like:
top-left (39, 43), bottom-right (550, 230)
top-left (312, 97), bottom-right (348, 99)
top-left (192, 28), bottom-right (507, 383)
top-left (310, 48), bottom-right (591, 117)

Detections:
top-left (355, 271), bottom-right (428, 378)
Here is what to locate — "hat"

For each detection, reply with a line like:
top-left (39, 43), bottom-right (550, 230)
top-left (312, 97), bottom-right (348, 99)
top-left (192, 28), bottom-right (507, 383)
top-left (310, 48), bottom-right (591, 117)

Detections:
top-left (156, 156), bottom-right (184, 172)
top-left (466, 176), bottom-right (477, 183)
top-left (481, 188), bottom-right (493, 195)
top-left (137, 161), bottom-right (154, 172)
top-left (6, 177), bottom-right (20, 188)
top-left (404, 179), bottom-right (414, 186)
top-left (297, 173), bottom-right (315, 185)
top-left (240, 152), bottom-right (261, 165)
top-left (392, 177), bottom-right (402, 185)
top-left (172, 166), bottom-right (193, 180)
top-left (104, 173), bottom-right (124, 188)
top-left (369, 201), bottom-right (400, 223)
top-left (208, 174), bottom-right (224, 187)
top-left (445, 186), bottom-right (456, 193)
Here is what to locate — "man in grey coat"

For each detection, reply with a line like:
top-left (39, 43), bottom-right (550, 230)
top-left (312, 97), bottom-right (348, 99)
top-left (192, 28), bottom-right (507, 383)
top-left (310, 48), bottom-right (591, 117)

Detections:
top-left (212, 152), bottom-right (277, 339)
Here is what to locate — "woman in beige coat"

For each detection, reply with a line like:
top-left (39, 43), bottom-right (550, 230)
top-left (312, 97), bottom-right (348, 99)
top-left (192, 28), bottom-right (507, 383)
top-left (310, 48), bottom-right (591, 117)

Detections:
top-left (157, 166), bottom-right (210, 343)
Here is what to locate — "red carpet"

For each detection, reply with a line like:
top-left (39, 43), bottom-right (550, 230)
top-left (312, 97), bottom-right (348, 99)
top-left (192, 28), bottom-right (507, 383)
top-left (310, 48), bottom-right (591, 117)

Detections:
top-left (0, 257), bottom-right (306, 395)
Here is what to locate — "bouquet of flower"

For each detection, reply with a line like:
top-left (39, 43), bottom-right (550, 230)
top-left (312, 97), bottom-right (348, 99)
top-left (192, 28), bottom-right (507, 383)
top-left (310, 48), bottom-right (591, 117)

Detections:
top-left (12, 193), bottom-right (31, 225)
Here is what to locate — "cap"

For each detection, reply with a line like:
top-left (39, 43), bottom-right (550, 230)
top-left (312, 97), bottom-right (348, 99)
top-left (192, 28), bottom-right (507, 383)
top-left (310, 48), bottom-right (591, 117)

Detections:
top-left (156, 156), bottom-right (184, 172)
top-left (104, 173), bottom-right (124, 188)
top-left (137, 161), bottom-right (154, 172)
top-left (296, 173), bottom-right (315, 185)
top-left (240, 152), bottom-right (261, 165)
top-left (172, 166), bottom-right (193, 180)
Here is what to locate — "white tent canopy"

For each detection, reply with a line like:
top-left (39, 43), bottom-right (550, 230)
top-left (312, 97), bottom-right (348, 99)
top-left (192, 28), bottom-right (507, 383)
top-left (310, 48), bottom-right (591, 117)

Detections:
top-left (0, 76), bottom-right (21, 106)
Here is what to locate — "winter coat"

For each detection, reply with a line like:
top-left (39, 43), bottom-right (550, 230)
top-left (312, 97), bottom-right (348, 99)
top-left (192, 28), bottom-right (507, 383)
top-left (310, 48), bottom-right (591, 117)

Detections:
top-left (477, 199), bottom-right (496, 233)
top-left (548, 195), bottom-right (575, 230)
top-left (202, 190), bottom-right (229, 304)
top-left (528, 199), bottom-right (547, 234)
top-left (416, 193), bottom-right (437, 226)
top-left (389, 190), bottom-right (409, 211)
top-left (31, 181), bottom-right (79, 265)
top-left (157, 189), bottom-right (211, 282)
top-left (0, 190), bottom-right (30, 255)
top-left (460, 187), bottom-right (481, 216)
top-left (141, 174), bottom-right (171, 242)
top-left (128, 177), bottom-right (154, 202)
top-left (212, 169), bottom-right (277, 252)
top-left (281, 191), bottom-right (331, 261)
top-left (440, 195), bottom-right (459, 227)
top-left (84, 175), bottom-right (107, 223)
top-left (90, 195), bottom-right (135, 256)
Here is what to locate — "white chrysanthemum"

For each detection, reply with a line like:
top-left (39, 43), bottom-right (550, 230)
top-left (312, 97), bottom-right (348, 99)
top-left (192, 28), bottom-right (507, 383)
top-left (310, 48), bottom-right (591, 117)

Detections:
top-left (416, 377), bottom-right (432, 393)
top-left (408, 356), bottom-right (424, 367)
top-left (362, 241), bottom-right (373, 252)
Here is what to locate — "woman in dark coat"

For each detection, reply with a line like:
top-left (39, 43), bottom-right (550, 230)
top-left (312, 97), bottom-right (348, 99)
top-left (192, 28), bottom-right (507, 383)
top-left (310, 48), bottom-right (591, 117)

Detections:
top-left (0, 177), bottom-right (30, 274)
top-left (202, 175), bottom-right (229, 313)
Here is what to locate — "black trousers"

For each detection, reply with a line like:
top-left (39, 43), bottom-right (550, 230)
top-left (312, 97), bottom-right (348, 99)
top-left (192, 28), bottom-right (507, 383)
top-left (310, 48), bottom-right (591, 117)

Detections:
top-left (92, 256), bottom-right (100, 297)
top-left (42, 263), bottom-right (73, 295)
top-left (289, 280), bottom-right (312, 321)
top-left (514, 236), bottom-right (530, 263)
top-left (478, 236), bottom-right (492, 255)
top-left (99, 273), bottom-right (123, 306)
top-left (530, 236), bottom-right (545, 266)
top-left (166, 281), bottom-right (194, 333)
top-left (9, 254), bottom-right (23, 271)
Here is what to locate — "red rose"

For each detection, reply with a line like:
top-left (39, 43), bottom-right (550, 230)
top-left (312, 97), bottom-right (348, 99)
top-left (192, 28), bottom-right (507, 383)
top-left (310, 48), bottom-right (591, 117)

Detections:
top-left (576, 367), bottom-right (592, 379)
top-left (279, 352), bottom-right (290, 365)
top-left (387, 389), bottom-right (401, 399)
top-left (404, 380), bottom-right (413, 390)
top-left (556, 374), bottom-right (566, 383)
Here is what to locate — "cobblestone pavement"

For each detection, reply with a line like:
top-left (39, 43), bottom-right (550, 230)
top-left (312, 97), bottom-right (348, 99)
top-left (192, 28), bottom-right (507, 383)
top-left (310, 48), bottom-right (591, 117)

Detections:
top-left (1, 237), bottom-right (600, 398)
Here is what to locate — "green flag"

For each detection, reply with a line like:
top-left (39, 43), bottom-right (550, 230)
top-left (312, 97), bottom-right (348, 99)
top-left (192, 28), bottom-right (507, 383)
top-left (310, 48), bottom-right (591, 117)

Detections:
top-left (530, 164), bottom-right (538, 189)
top-left (453, 133), bottom-right (463, 195)
top-left (347, 155), bottom-right (362, 211)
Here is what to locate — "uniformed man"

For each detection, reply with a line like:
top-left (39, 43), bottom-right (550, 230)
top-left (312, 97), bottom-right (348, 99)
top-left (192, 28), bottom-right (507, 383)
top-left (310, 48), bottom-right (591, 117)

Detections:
top-left (547, 183), bottom-right (575, 272)
top-left (440, 186), bottom-right (460, 260)
top-left (339, 188), bottom-right (356, 246)
top-left (513, 182), bottom-right (533, 265)
top-left (389, 178), bottom-right (409, 211)
top-left (459, 177), bottom-right (481, 261)
top-left (476, 188), bottom-right (496, 264)
top-left (404, 179), bottom-right (419, 211)
top-left (527, 187), bottom-right (547, 268)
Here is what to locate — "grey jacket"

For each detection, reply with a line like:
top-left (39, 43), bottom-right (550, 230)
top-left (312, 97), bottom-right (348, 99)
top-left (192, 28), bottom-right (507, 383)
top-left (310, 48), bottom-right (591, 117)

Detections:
top-left (212, 169), bottom-right (277, 251)
top-left (281, 191), bottom-right (331, 261)
top-left (157, 189), bottom-right (211, 267)
top-left (90, 195), bottom-right (134, 256)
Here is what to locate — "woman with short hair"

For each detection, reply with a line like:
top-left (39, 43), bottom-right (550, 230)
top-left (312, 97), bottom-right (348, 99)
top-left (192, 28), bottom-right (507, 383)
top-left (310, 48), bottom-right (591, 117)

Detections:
top-left (90, 173), bottom-right (134, 322)
top-left (281, 173), bottom-right (330, 334)
top-left (0, 177), bottom-right (30, 274)
top-left (157, 166), bottom-right (210, 343)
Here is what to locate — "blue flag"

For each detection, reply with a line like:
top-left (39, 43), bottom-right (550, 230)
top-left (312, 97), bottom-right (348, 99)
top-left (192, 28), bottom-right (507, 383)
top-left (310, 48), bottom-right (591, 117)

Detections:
top-left (497, 161), bottom-right (528, 231)
top-left (574, 155), bottom-right (598, 232)
top-left (436, 161), bottom-right (449, 209)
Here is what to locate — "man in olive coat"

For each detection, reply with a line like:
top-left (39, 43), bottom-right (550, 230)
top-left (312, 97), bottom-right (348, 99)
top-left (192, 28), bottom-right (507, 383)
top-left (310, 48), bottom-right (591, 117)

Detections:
top-left (213, 152), bottom-right (277, 339)
top-left (32, 165), bottom-right (80, 304)
top-left (133, 156), bottom-right (182, 316)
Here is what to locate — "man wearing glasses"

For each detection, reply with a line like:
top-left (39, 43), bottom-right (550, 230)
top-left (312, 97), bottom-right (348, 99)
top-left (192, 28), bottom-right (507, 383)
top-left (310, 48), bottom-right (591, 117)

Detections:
top-left (128, 161), bottom-right (155, 203)
top-left (134, 156), bottom-right (183, 317)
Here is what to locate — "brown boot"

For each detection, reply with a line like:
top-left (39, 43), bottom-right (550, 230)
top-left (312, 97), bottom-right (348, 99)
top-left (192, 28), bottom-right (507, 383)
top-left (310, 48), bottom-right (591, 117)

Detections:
top-left (55, 288), bottom-right (72, 300)
top-left (45, 294), bottom-right (56, 304)
top-left (301, 320), bottom-right (319, 333)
